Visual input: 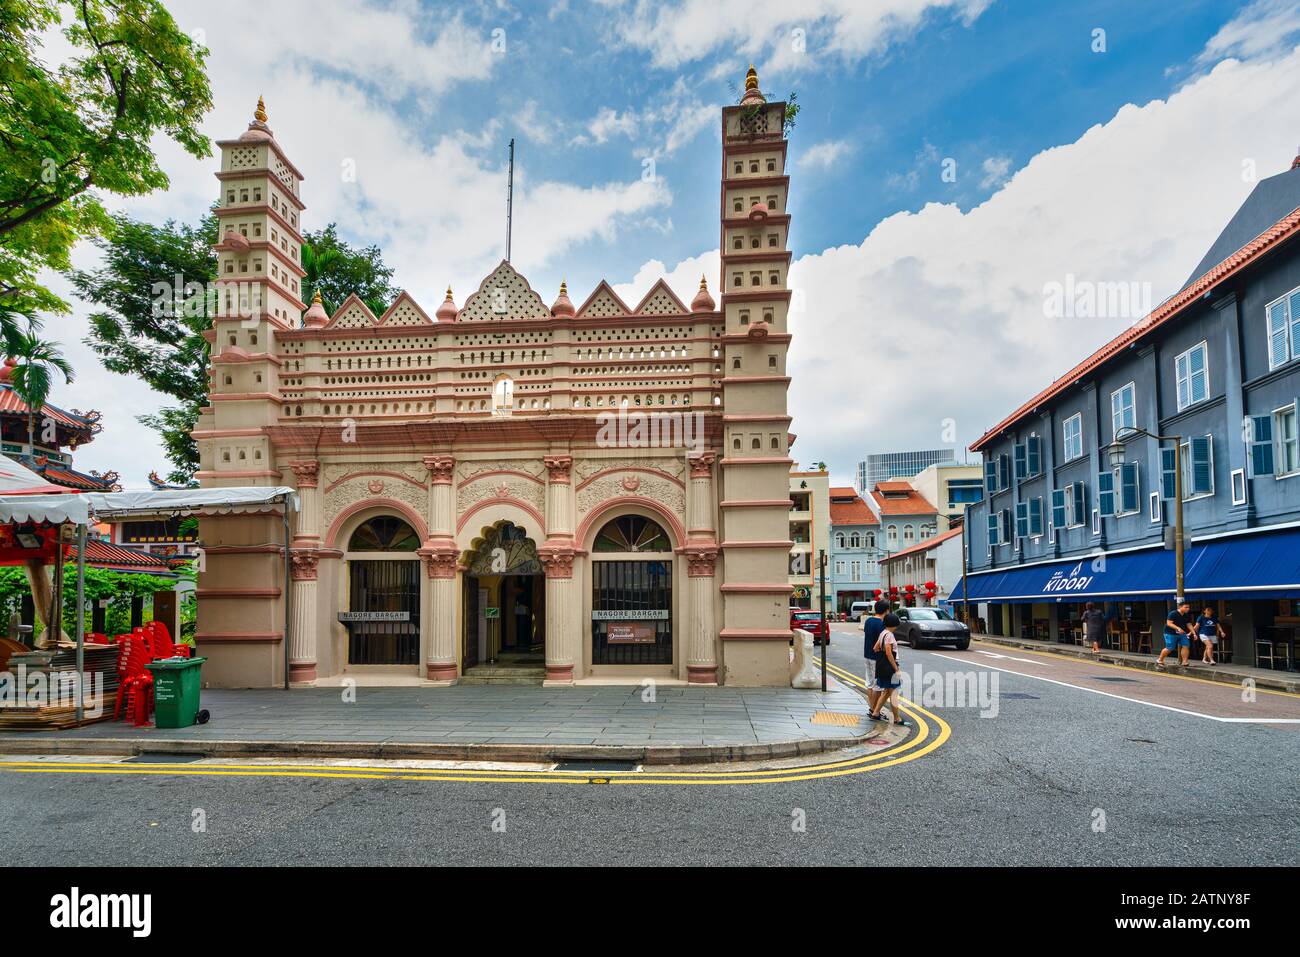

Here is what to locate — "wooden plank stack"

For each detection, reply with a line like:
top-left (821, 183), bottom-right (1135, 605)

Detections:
top-left (0, 642), bottom-right (120, 730)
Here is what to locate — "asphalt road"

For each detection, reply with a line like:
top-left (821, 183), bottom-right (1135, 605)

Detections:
top-left (2, 622), bottom-right (1297, 866)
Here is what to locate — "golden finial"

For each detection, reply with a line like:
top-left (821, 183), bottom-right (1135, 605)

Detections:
top-left (254, 95), bottom-right (268, 123)
top-left (311, 288), bottom-right (322, 305)
top-left (445, 285), bottom-right (454, 299)
top-left (560, 280), bottom-right (568, 296)
top-left (699, 274), bottom-right (708, 290)
top-left (745, 64), bottom-right (759, 92)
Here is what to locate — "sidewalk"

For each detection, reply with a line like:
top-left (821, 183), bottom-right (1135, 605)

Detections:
top-left (0, 680), bottom-right (882, 765)
top-left (973, 632), bottom-right (1300, 694)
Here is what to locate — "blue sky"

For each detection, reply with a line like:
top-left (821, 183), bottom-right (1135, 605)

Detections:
top-left (43, 0), bottom-right (1300, 487)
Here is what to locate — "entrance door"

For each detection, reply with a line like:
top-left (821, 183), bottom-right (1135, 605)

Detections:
top-left (461, 521), bottom-right (546, 670)
top-left (346, 559), bottom-right (419, 664)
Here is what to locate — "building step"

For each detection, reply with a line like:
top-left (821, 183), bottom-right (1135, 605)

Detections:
top-left (459, 666), bottom-right (546, 685)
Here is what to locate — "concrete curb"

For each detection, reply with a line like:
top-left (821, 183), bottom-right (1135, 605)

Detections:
top-left (0, 732), bottom-right (875, 765)
top-left (972, 633), bottom-right (1300, 694)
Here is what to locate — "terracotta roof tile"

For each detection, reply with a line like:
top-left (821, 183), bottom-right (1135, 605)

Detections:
top-left (870, 487), bottom-right (938, 516)
top-left (829, 493), bottom-right (879, 526)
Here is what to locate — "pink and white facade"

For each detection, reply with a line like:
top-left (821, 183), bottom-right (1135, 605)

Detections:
top-left (193, 72), bottom-right (800, 688)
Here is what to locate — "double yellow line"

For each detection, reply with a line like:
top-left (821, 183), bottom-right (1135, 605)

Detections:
top-left (0, 666), bottom-right (950, 786)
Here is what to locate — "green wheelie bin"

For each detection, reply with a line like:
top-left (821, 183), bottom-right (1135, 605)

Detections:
top-left (146, 656), bottom-right (207, 729)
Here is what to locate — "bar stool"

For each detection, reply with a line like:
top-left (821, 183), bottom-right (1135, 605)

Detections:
top-left (1136, 628), bottom-right (1152, 655)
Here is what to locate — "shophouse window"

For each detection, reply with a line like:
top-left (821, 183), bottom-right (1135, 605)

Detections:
top-left (1265, 287), bottom-right (1300, 370)
top-left (1175, 341), bottom-right (1209, 410)
top-left (1111, 382), bottom-right (1136, 439)
top-left (1178, 435), bottom-right (1215, 498)
top-left (1063, 413), bottom-right (1084, 461)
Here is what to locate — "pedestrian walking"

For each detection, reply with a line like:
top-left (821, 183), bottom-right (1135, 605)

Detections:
top-left (1195, 605), bottom-right (1225, 665)
top-left (868, 612), bottom-right (907, 727)
top-left (1157, 600), bottom-right (1195, 670)
top-left (1081, 601), bottom-right (1106, 655)
top-left (862, 599), bottom-right (890, 715)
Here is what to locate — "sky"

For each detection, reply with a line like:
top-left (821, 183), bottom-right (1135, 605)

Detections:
top-left (32, 0), bottom-right (1300, 489)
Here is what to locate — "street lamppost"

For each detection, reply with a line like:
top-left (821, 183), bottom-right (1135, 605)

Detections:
top-left (1103, 426), bottom-right (1185, 604)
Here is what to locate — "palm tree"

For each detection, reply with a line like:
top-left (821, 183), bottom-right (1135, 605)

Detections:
top-left (8, 332), bottom-right (74, 453)
top-left (300, 241), bottom-right (342, 314)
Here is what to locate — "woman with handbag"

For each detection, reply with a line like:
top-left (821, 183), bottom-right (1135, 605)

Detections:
top-left (869, 612), bottom-right (907, 727)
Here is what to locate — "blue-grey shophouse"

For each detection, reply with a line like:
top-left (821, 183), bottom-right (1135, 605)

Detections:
top-left (953, 158), bottom-right (1300, 672)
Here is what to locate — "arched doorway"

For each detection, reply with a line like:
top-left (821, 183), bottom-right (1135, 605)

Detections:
top-left (590, 514), bottom-right (673, 666)
top-left (461, 521), bottom-right (545, 675)
top-left (343, 516), bottom-right (421, 666)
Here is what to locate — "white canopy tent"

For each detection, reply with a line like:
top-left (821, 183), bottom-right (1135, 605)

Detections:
top-left (0, 476), bottom-right (299, 721)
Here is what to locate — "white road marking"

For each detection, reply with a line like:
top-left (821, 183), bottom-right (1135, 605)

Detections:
top-left (975, 650), bottom-right (1050, 666)
top-left (927, 652), bottom-right (1300, 724)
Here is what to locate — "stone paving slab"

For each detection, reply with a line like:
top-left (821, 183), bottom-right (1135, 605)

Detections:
top-left (0, 680), bottom-right (877, 764)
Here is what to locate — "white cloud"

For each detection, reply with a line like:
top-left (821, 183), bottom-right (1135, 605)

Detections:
top-left (577, 80), bottom-right (719, 160)
top-left (609, 0), bottom-right (990, 72)
top-left (978, 155), bottom-right (1012, 189)
top-left (618, 44), bottom-right (1300, 487)
top-left (798, 139), bottom-right (851, 171)
top-left (1197, 0), bottom-right (1300, 65)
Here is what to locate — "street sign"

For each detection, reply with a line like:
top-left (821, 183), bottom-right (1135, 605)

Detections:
top-left (591, 609), bottom-right (669, 621)
top-left (485, 607), bottom-right (500, 619)
top-left (337, 611), bottom-right (409, 622)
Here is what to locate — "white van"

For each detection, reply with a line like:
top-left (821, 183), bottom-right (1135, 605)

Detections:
top-left (849, 601), bottom-right (874, 622)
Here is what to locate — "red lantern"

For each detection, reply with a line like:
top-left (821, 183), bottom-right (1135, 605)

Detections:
top-left (904, 583), bottom-right (915, 592)
top-left (872, 589), bottom-right (882, 598)
top-left (924, 581), bottom-right (936, 590)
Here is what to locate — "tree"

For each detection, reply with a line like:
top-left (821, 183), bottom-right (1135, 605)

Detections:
top-left (301, 224), bottom-right (397, 317)
top-left (0, 0), bottom-right (213, 324)
top-left (71, 215), bottom-right (399, 483)
top-left (7, 328), bottom-right (74, 450)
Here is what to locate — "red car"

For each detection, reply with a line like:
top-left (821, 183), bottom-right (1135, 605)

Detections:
top-left (789, 610), bottom-right (830, 645)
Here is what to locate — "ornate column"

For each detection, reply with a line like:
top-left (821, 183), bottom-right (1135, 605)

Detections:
top-left (420, 455), bottom-right (459, 682)
top-left (289, 552), bottom-right (319, 682)
top-left (684, 451), bottom-right (719, 684)
top-left (539, 455), bottom-right (578, 683)
top-left (288, 460), bottom-right (320, 683)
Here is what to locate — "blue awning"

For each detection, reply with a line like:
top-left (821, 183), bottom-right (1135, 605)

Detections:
top-left (950, 527), bottom-right (1300, 604)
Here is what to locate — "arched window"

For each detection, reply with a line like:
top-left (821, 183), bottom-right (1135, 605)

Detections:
top-left (903, 524), bottom-right (915, 544)
top-left (887, 524), bottom-right (898, 547)
top-left (849, 532), bottom-right (860, 549)
top-left (593, 515), bottom-right (671, 552)
top-left (835, 532), bottom-right (845, 549)
top-left (348, 516), bottom-right (420, 552)
top-left (866, 532), bottom-right (876, 549)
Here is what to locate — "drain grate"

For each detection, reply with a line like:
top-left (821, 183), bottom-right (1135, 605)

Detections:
top-left (553, 760), bottom-right (638, 772)
top-left (123, 752), bottom-right (204, 764)
top-left (1090, 675), bottom-right (1139, 683)
top-left (811, 710), bottom-right (863, 726)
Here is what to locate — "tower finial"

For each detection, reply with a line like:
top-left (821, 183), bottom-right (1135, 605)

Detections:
top-left (560, 280), bottom-right (568, 295)
top-left (311, 288), bottom-right (322, 305)
top-left (255, 95), bottom-right (268, 123)
top-left (699, 274), bottom-right (708, 290)
top-left (445, 285), bottom-right (453, 299)
top-left (745, 64), bottom-right (759, 92)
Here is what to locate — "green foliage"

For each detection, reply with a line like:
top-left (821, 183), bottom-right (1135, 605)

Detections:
top-left (783, 92), bottom-right (799, 136)
top-left (0, 563), bottom-right (171, 639)
top-left (7, 328), bottom-right (74, 445)
top-left (0, 0), bottom-right (214, 317)
top-left (70, 214), bottom-right (398, 482)
top-left (301, 224), bottom-right (397, 317)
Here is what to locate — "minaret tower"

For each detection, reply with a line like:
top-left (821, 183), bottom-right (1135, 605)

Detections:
top-left (202, 97), bottom-right (307, 486)
top-left (716, 66), bottom-right (797, 685)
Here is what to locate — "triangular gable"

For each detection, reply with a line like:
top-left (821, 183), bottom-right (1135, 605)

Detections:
top-left (377, 291), bottom-right (433, 327)
top-left (632, 279), bottom-right (688, 316)
top-left (325, 293), bottom-right (379, 329)
top-left (458, 260), bottom-right (550, 321)
top-left (575, 280), bottom-right (631, 319)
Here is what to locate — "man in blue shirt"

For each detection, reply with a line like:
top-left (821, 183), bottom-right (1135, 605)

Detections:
top-left (863, 599), bottom-right (890, 716)
top-left (1157, 600), bottom-right (1194, 670)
